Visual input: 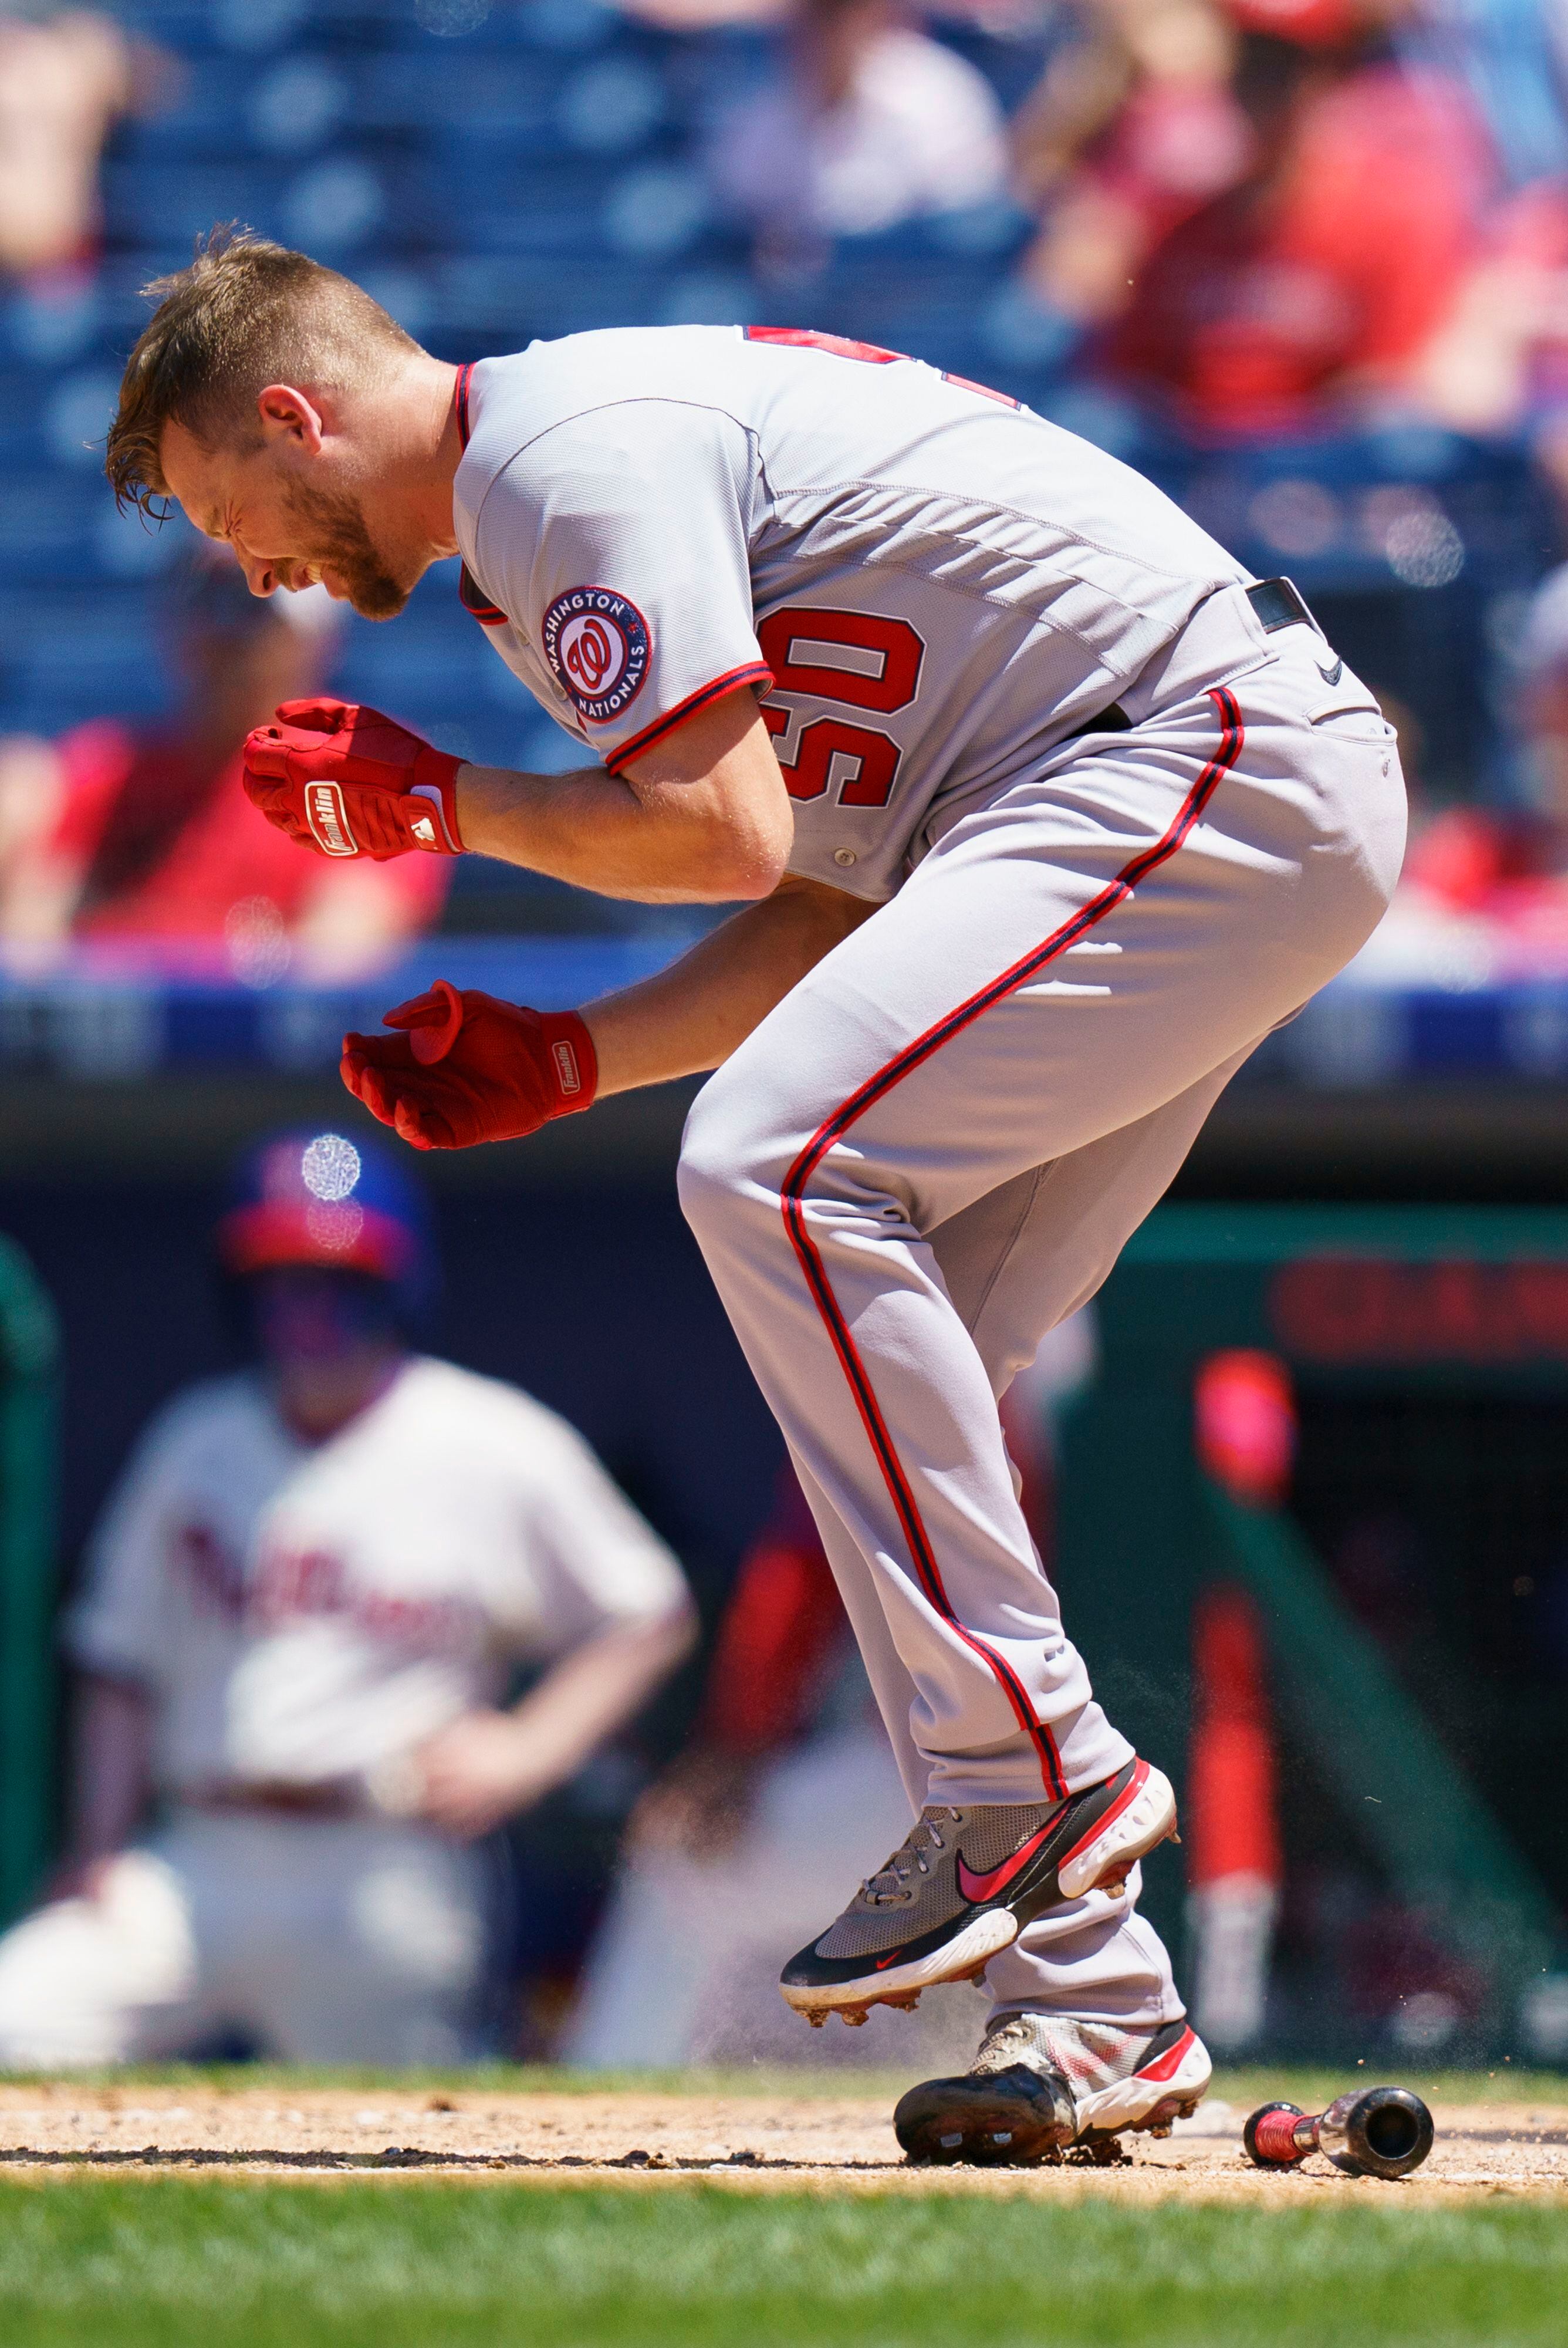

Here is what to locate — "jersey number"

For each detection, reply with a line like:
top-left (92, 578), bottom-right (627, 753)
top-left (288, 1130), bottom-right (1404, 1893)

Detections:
top-left (756, 607), bottom-right (925, 808)
top-left (744, 323), bottom-right (1020, 407)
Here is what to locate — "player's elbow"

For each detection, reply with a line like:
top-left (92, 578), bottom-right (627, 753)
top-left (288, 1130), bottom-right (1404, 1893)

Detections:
top-left (711, 841), bottom-right (791, 902)
top-left (698, 804), bottom-right (793, 902)
top-left (644, 1588), bottom-right (701, 1669)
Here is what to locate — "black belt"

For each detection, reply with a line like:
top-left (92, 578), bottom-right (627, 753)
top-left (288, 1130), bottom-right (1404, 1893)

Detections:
top-left (1069, 577), bottom-right (1319, 740)
top-left (1246, 575), bottom-right (1316, 634)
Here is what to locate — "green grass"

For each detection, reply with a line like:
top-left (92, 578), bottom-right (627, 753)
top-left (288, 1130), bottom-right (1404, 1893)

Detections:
top-left (0, 2060), bottom-right (1560, 2105)
top-left (0, 2178), bottom-right (1563, 2348)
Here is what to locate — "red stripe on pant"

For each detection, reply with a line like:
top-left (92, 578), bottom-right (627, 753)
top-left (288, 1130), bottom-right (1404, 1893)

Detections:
top-left (779, 686), bottom-right (1245, 1802)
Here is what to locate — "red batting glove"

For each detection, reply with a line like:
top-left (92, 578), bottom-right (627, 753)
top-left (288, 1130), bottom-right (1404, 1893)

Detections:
top-left (341, 980), bottom-right (598, 1150)
top-left (243, 697), bottom-right (467, 861)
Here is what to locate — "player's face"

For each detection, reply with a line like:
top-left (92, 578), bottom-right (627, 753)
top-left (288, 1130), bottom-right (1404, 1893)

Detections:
top-left (160, 417), bottom-right (417, 621)
top-left (251, 1268), bottom-right (396, 1369)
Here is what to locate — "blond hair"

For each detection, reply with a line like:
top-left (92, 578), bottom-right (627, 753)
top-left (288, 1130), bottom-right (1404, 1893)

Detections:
top-left (106, 224), bottom-right (418, 517)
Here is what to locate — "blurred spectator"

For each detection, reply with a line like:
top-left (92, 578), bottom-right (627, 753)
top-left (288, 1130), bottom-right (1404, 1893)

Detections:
top-left (0, 548), bottom-right (447, 974)
top-left (1086, 8), bottom-right (1495, 437)
top-left (621, 0), bottom-right (785, 20)
top-left (1393, 561), bottom-right (1568, 970)
top-left (1412, 1), bottom-right (1568, 526)
top-left (707, 0), bottom-right (1009, 251)
top-left (1012, 0), bottom-right (1252, 355)
top-left (1417, 175), bottom-right (1568, 450)
top-left (0, 7), bottom-right (132, 281)
top-left (0, 1128), bottom-right (695, 2067)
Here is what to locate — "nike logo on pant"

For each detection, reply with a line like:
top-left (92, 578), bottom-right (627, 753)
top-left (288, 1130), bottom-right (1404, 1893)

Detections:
top-left (1314, 657), bottom-right (1344, 686)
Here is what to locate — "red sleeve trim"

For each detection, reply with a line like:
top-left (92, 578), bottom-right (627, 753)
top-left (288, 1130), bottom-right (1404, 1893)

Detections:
top-left (942, 370), bottom-right (1019, 409)
top-left (605, 661), bottom-right (775, 774)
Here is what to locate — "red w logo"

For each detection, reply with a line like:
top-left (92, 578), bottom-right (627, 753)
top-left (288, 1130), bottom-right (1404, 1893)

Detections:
top-left (566, 619), bottom-right (614, 690)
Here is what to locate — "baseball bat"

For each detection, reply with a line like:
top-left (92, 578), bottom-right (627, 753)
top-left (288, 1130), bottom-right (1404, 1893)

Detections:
top-left (1242, 2086), bottom-right (1434, 2178)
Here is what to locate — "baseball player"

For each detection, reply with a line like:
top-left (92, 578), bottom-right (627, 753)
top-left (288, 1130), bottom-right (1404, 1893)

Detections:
top-left (0, 1127), bottom-right (693, 2067)
top-left (104, 228), bottom-right (1405, 2157)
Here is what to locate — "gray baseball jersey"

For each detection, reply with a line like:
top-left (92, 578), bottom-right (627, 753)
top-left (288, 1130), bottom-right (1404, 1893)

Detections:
top-left (451, 327), bottom-right (1248, 900)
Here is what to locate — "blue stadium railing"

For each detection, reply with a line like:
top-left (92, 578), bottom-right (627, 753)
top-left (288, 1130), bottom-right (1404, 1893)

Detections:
top-left (2, 938), bottom-right (1568, 1088)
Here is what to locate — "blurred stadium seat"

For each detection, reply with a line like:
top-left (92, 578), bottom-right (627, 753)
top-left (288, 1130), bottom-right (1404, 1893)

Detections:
top-left (0, 0), bottom-right (1556, 1010)
top-left (0, 0), bottom-right (1548, 863)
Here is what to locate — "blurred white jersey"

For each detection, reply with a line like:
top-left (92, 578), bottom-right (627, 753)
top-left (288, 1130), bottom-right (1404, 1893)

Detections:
top-left (452, 326), bottom-right (1248, 901)
top-left (66, 1358), bottom-right (688, 1795)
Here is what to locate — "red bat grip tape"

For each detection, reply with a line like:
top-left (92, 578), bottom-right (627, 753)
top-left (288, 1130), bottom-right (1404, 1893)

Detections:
top-left (1251, 2106), bottom-right (1310, 2165)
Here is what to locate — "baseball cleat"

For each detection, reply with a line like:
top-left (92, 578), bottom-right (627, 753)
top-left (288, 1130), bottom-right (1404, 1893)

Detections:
top-left (778, 1756), bottom-right (1176, 2026)
top-left (894, 2012), bottom-right (1212, 2166)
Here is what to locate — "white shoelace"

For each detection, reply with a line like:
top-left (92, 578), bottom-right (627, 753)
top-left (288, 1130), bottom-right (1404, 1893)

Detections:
top-left (860, 1807), bottom-right (965, 1905)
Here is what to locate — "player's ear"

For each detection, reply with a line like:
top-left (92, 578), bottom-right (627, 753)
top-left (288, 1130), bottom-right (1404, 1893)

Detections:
top-left (256, 385), bottom-right (326, 455)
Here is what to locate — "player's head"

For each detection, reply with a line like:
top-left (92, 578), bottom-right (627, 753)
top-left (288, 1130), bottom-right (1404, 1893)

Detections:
top-left (216, 1126), bottom-right (438, 1369)
top-left (163, 541), bottom-right (342, 747)
top-left (106, 226), bottom-right (431, 622)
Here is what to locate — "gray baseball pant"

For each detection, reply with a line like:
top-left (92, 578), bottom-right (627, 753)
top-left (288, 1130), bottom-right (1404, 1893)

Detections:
top-left (678, 585), bottom-right (1406, 2022)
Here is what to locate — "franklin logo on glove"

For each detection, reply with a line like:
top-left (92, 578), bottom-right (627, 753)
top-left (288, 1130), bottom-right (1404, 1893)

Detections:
top-left (244, 698), bottom-right (467, 861)
top-left (305, 780), bottom-right (357, 856)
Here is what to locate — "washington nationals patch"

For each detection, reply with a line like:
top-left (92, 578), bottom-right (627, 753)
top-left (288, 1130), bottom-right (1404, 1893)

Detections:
top-left (541, 586), bottom-right (651, 724)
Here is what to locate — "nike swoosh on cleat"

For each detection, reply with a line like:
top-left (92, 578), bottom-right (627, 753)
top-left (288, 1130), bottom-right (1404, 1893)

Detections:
top-left (874, 1949), bottom-right (905, 1969)
top-left (1314, 657), bottom-right (1343, 686)
top-left (1135, 2026), bottom-right (1197, 2083)
top-left (956, 1820), bottom-right (1056, 1904)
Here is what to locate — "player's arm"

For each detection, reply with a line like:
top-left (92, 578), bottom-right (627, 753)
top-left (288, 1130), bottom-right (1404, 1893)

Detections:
top-left (410, 1602), bottom-right (698, 1841)
top-left (458, 687), bottom-right (793, 905)
top-left (244, 404), bottom-right (788, 902)
top-left (342, 865), bottom-right (876, 1151)
top-left (48, 1671), bottom-right (154, 1897)
top-left (411, 1436), bottom-right (698, 1841)
top-left (586, 866), bottom-right (877, 1094)
top-left (242, 686), bottom-right (793, 906)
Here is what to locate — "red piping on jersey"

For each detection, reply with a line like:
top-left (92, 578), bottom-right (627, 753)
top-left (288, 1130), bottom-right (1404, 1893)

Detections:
top-left (778, 686), bottom-right (1245, 1801)
top-left (942, 371), bottom-right (1019, 409)
top-left (606, 662), bottom-right (776, 774)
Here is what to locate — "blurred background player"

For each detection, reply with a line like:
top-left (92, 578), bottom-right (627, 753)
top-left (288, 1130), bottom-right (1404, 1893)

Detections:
top-left (0, 544), bottom-right (447, 971)
top-left (0, 1128), bottom-right (694, 2067)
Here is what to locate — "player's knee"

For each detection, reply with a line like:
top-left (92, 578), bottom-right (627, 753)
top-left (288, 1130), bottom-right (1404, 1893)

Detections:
top-left (677, 1081), bottom-right (780, 1243)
